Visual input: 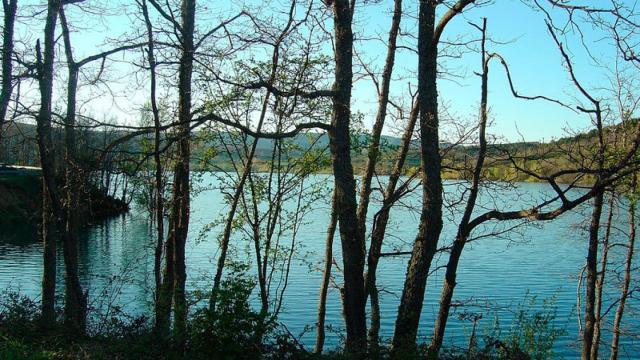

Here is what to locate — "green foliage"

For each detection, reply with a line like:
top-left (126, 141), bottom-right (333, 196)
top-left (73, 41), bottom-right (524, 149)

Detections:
top-left (460, 294), bottom-right (565, 360)
top-left (189, 267), bottom-right (273, 359)
top-left (0, 277), bottom-right (313, 360)
top-left (497, 296), bottom-right (565, 359)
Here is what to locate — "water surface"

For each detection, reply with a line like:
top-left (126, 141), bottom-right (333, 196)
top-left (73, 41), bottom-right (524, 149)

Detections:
top-left (1, 174), bottom-right (638, 358)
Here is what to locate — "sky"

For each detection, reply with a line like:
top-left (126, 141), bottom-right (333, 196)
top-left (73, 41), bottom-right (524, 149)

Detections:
top-left (349, 0), bottom-right (629, 142)
top-left (9, 0), bottom-right (637, 143)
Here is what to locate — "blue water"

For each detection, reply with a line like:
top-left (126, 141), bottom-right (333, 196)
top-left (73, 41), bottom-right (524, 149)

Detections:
top-left (0, 173), bottom-right (638, 358)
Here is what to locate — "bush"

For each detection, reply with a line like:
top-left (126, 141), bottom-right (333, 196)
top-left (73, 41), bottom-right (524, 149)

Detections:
top-left (445, 294), bottom-right (566, 360)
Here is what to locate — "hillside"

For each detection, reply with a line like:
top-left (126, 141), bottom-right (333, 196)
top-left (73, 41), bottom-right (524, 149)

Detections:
top-left (2, 120), bottom-right (635, 183)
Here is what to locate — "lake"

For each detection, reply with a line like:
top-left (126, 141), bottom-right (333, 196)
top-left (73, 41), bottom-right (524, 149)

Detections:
top-left (0, 173), bottom-right (638, 358)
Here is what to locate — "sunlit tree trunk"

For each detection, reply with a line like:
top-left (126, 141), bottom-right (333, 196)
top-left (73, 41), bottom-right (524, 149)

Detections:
top-left (390, 1), bottom-right (474, 355)
top-left (354, 1), bottom-right (403, 349)
top-left (315, 189), bottom-right (337, 354)
top-left (328, 0), bottom-right (367, 354)
top-left (365, 100), bottom-right (418, 348)
top-left (391, 2), bottom-right (441, 356)
top-left (610, 175), bottom-right (637, 360)
top-left (429, 19), bottom-right (489, 357)
top-left (591, 193), bottom-right (615, 360)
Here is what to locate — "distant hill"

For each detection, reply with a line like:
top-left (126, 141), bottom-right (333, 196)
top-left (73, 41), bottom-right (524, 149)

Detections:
top-left (2, 119), bottom-right (636, 182)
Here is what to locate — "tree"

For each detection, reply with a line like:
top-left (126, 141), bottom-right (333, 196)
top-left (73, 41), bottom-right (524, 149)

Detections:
top-left (391, 1), bottom-right (476, 356)
top-left (0, 0), bottom-right (17, 148)
top-left (327, 0), bottom-right (368, 354)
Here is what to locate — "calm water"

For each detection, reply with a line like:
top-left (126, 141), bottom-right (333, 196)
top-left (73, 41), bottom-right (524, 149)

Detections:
top-left (1, 173), bottom-right (638, 358)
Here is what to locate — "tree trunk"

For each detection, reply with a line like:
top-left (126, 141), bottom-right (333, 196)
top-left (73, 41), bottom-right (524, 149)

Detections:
top-left (140, 0), bottom-right (165, 325)
top-left (391, 1), bottom-right (442, 357)
top-left (591, 193), bottom-right (615, 360)
top-left (355, 0), bottom-right (402, 236)
top-left (0, 0), bottom-right (17, 145)
top-left (429, 19), bottom-right (488, 357)
top-left (60, 8), bottom-right (87, 334)
top-left (356, 1), bottom-right (404, 348)
top-left (582, 190), bottom-right (604, 360)
top-left (329, 0), bottom-right (367, 355)
top-left (41, 185), bottom-right (56, 327)
top-left (36, 0), bottom-right (62, 332)
top-left (170, 0), bottom-right (195, 349)
top-left (315, 189), bottom-right (338, 354)
top-left (610, 178), bottom-right (636, 360)
top-left (365, 100), bottom-right (418, 348)
top-left (156, 221), bottom-right (174, 338)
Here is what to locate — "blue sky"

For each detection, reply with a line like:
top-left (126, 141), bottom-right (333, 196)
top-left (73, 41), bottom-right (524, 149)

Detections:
top-left (15, 0), bottom-right (634, 143)
top-left (350, 0), bottom-right (626, 142)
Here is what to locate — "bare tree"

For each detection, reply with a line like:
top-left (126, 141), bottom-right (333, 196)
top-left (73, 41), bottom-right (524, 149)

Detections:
top-left (352, 0), bottom-right (405, 350)
top-left (138, 0), bottom-right (165, 327)
top-left (429, 18), bottom-right (490, 356)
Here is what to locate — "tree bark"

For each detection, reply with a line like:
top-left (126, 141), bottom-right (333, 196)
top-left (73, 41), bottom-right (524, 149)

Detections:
top-left (329, 0), bottom-right (367, 355)
top-left (140, 0), bottom-right (165, 327)
top-left (391, 1), bottom-right (442, 357)
top-left (582, 190), bottom-right (604, 360)
top-left (169, 0), bottom-right (195, 349)
top-left (355, 1), bottom-right (404, 348)
top-left (610, 176), bottom-right (636, 360)
top-left (365, 99), bottom-right (418, 348)
top-left (315, 189), bottom-right (338, 354)
top-left (429, 19), bottom-right (488, 357)
top-left (590, 193), bottom-right (615, 360)
top-left (41, 185), bottom-right (56, 327)
top-left (0, 0), bottom-right (17, 146)
top-left (36, 0), bottom-right (62, 332)
top-left (156, 222), bottom-right (174, 338)
top-left (59, 7), bottom-right (87, 334)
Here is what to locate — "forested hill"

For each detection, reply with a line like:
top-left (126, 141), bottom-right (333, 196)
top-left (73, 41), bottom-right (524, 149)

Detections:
top-left (1, 120), bottom-right (632, 182)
